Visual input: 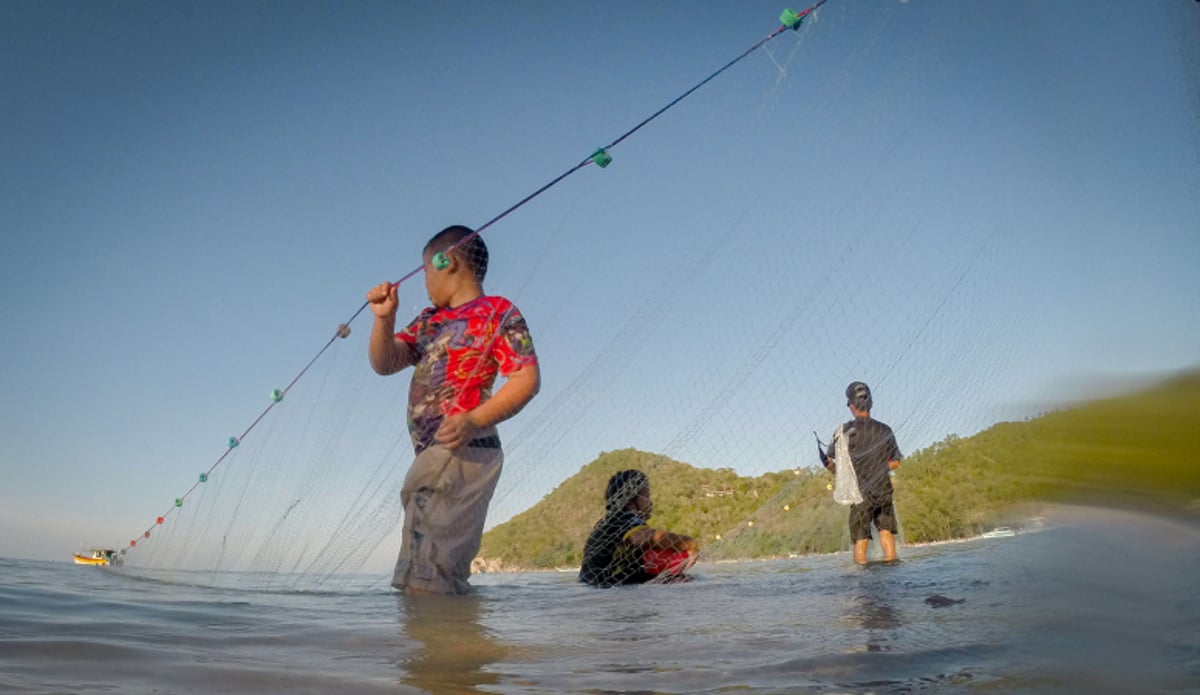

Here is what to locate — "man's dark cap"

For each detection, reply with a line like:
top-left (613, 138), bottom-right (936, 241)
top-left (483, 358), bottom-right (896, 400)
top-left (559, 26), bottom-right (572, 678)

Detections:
top-left (846, 381), bottom-right (873, 411)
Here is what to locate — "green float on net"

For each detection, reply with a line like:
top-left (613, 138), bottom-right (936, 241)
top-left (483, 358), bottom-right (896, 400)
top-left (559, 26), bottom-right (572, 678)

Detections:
top-left (174, 498), bottom-right (183, 508)
top-left (271, 389), bottom-right (284, 402)
top-left (780, 8), bottom-right (804, 30)
top-left (228, 436), bottom-right (240, 448)
top-left (199, 473), bottom-right (208, 483)
top-left (591, 148), bottom-right (613, 168)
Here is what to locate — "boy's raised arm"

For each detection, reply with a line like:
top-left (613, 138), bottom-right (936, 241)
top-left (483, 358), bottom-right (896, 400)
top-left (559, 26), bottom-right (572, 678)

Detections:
top-left (367, 282), bottom-right (416, 375)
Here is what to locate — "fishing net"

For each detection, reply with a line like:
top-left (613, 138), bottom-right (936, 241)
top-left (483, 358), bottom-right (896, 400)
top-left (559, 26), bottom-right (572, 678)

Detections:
top-left (103, 0), bottom-right (1197, 589)
top-left (104, 5), bottom-right (1009, 590)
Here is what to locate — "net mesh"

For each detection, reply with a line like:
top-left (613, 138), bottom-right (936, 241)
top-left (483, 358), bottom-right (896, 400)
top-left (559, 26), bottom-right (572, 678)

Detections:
top-left (105, 8), bottom-right (1071, 590)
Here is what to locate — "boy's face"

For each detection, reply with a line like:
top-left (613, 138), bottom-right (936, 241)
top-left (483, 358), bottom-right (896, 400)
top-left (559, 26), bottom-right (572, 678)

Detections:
top-left (631, 484), bottom-right (653, 518)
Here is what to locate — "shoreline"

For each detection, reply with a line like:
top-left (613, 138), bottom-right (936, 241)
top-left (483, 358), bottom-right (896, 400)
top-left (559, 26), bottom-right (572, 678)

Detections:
top-left (474, 502), bottom-right (1200, 576)
top-left (473, 512), bottom-right (1049, 575)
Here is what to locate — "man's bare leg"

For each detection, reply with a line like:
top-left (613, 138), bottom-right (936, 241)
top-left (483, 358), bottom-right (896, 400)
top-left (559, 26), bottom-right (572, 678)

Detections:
top-left (854, 539), bottom-right (869, 565)
top-left (879, 530), bottom-right (897, 562)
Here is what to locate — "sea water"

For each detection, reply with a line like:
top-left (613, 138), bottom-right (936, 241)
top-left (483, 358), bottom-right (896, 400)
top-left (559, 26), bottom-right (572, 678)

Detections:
top-left (2, 506), bottom-right (1197, 694)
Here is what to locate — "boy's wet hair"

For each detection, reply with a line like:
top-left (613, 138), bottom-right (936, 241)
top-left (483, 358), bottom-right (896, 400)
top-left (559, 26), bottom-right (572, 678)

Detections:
top-left (605, 469), bottom-right (649, 512)
top-left (846, 381), bottom-right (873, 412)
top-left (425, 225), bottom-right (489, 282)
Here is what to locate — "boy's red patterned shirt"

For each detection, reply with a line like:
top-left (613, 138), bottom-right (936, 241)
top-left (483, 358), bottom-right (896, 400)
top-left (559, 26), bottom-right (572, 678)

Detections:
top-left (395, 295), bottom-right (537, 454)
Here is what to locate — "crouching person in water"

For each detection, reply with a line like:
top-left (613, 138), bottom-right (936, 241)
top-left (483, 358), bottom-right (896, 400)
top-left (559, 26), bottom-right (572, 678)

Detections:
top-left (579, 469), bottom-right (698, 587)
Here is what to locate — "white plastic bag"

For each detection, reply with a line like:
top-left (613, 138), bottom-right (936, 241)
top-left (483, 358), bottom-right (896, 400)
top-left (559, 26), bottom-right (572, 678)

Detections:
top-left (831, 424), bottom-right (862, 506)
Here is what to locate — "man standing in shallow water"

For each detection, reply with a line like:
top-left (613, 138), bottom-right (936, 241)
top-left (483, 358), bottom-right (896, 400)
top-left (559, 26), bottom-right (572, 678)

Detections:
top-left (824, 381), bottom-right (903, 564)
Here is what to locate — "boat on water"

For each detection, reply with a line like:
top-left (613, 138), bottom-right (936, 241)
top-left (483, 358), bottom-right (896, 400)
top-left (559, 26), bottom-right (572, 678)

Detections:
top-left (980, 527), bottom-right (1016, 539)
top-left (72, 548), bottom-right (121, 566)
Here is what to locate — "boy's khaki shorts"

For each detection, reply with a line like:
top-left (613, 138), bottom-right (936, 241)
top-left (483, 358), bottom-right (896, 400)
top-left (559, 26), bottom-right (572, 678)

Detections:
top-left (391, 441), bottom-right (503, 594)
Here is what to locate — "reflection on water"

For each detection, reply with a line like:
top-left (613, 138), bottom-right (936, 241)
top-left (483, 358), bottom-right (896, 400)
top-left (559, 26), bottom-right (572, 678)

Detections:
top-left (839, 569), bottom-right (905, 656)
top-left (397, 594), bottom-right (511, 693)
top-left (852, 591), bottom-right (902, 636)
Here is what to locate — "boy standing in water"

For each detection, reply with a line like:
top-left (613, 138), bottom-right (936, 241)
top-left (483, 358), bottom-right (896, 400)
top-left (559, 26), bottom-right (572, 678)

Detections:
top-left (367, 225), bottom-right (540, 595)
top-left (824, 382), bottom-right (903, 564)
top-left (579, 469), bottom-right (698, 587)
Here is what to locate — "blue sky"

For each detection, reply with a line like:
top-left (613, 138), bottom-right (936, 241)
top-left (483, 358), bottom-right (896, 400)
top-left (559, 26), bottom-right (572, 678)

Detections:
top-left (2, 1), bottom-right (1197, 564)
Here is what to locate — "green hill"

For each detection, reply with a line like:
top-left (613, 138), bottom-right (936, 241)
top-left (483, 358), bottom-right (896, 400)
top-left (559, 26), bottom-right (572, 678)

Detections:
top-left (478, 370), bottom-right (1200, 570)
top-left (477, 449), bottom-right (833, 570)
top-left (898, 369), bottom-right (1200, 541)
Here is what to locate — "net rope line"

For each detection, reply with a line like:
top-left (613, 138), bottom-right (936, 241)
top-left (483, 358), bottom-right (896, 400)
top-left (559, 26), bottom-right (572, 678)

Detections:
top-left (122, 2), bottom-right (831, 557)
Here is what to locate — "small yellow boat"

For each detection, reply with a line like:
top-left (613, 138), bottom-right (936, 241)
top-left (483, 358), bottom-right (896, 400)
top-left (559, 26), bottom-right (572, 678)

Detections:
top-left (73, 548), bottom-right (120, 566)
